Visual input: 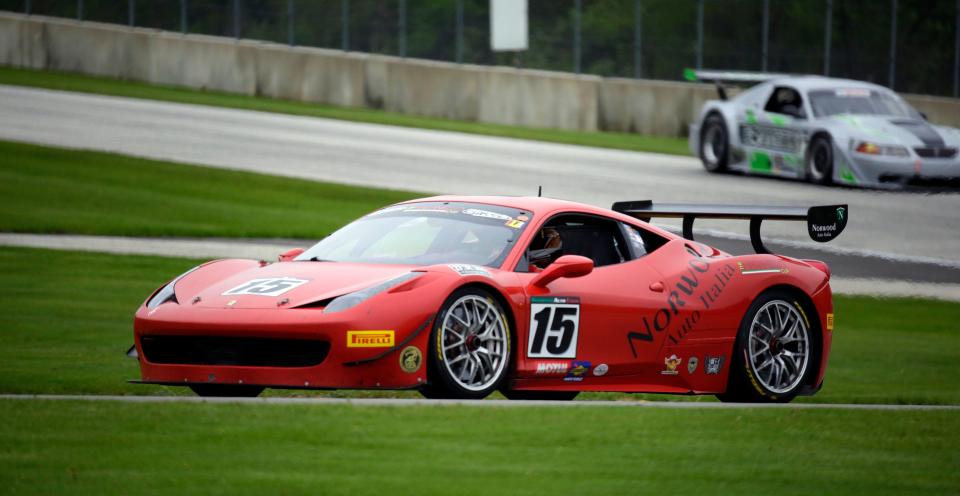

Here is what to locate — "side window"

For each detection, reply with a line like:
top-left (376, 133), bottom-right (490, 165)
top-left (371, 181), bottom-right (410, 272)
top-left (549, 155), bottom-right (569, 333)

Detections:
top-left (764, 86), bottom-right (806, 119)
top-left (522, 214), bottom-right (630, 272)
top-left (621, 223), bottom-right (667, 258)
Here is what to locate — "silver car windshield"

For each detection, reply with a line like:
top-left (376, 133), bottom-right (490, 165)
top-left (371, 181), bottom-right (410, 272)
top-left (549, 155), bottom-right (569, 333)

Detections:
top-left (295, 202), bottom-right (531, 267)
top-left (809, 88), bottom-right (921, 119)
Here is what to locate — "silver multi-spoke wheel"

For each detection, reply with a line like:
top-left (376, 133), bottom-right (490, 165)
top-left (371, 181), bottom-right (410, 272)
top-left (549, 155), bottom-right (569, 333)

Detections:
top-left (438, 295), bottom-right (509, 392)
top-left (747, 300), bottom-right (810, 395)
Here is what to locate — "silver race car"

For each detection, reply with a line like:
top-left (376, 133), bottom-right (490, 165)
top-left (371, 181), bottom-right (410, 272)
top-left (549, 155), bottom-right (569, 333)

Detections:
top-left (687, 69), bottom-right (960, 188)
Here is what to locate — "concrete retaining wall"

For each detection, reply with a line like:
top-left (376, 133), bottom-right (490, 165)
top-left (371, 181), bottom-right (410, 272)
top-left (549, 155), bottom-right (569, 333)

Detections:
top-left (2, 12), bottom-right (959, 137)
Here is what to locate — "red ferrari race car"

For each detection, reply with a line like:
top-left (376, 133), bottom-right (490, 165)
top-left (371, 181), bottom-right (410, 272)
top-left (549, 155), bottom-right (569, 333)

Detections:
top-left (130, 196), bottom-right (847, 403)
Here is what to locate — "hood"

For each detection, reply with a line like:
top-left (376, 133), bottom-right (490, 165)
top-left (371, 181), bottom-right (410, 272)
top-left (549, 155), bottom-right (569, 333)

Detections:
top-left (177, 261), bottom-right (417, 309)
top-left (831, 115), bottom-right (955, 147)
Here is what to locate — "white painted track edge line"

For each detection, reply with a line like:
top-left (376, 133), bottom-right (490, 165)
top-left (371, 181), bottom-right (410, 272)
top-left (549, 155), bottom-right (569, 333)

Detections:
top-left (1, 394), bottom-right (957, 411)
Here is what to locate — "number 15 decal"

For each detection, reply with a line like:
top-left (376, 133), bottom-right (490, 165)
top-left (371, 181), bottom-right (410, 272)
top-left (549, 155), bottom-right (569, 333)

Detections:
top-left (527, 296), bottom-right (580, 358)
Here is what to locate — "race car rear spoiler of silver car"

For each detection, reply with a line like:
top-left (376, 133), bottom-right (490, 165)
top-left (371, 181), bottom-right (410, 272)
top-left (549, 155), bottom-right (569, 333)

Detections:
top-left (612, 201), bottom-right (848, 254)
top-left (683, 68), bottom-right (792, 100)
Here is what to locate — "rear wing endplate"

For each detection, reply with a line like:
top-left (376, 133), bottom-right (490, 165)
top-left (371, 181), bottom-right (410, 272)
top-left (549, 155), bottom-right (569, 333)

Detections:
top-left (612, 201), bottom-right (848, 254)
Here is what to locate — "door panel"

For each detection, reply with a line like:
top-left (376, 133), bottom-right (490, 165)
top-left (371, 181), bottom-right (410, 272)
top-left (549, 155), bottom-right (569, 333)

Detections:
top-left (516, 257), bottom-right (663, 379)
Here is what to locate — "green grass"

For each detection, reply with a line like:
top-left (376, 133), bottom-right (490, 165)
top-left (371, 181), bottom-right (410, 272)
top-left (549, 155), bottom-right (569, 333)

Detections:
top-left (0, 66), bottom-right (690, 156)
top-left (0, 140), bottom-right (421, 238)
top-left (1, 399), bottom-right (957, 495)
top-left (1, 246), bottom-right (958, 404)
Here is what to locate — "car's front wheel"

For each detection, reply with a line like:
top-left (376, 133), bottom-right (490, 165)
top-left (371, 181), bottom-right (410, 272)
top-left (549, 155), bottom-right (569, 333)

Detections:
top-left (421, 288), bottom-right (511, 400)
top-left (806, 135), bottom-right (834, 185)
top-left (189, 384), bottom-right (264, 397)
top-left (718, 290), bottom-right (816, 403)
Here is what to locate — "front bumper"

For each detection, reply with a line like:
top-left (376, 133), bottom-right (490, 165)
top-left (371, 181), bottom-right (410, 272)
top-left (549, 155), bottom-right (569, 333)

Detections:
top-left (841, 148), bottom-right (960, 187)
top-left (133, 304), bottom-right (433, 390)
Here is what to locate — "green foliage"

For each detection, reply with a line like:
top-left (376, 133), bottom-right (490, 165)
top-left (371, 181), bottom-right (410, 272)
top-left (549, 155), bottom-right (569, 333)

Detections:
top-left (2, 0), bottom-right (955, 94)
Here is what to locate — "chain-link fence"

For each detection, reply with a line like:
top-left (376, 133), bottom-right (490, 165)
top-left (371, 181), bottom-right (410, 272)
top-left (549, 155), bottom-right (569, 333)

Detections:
top-left (4, 0), bottom-right (958, 97)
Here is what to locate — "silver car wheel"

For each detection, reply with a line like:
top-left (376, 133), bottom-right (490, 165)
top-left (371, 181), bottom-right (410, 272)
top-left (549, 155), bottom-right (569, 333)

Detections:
top-left (439, 295), bottom-right (509, 392)
top-left (747, 300), bottom-right (810, 395)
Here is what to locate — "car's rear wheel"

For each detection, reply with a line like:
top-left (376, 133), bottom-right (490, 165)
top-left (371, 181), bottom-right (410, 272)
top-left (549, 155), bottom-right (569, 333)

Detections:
top-left (699, 114), bottom-right (729, 173)
top-left (718, 290), bottom-right (815, 403)
top-left (421, 288), bottom-right (511, 400)
top-left (189, 384), bottom-right (264, 397)
top-left (806, 135), bottom-right (834, 185)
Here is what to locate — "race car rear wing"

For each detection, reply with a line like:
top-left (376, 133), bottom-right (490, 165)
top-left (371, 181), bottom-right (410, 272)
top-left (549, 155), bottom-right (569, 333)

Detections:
top-left (683, 68), bottom-right (792, 100)
top-left (612, 201), bottom-right (848, 254)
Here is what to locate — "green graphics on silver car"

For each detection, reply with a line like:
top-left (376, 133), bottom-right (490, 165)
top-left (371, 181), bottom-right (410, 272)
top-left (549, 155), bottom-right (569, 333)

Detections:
top-left (686, 69), bottom-right (960, 189)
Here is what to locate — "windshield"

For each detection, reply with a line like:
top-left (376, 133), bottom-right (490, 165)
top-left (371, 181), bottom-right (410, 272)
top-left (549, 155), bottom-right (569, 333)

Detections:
top-left (295, 202), bottom-right (531, 267)
top-left (809, 88), bottom-right (921, 119)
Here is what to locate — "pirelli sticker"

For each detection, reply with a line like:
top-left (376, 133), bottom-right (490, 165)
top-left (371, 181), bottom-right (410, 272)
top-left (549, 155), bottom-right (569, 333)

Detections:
top-left (826, 313), bottom-right (834, 332)
top-left (347, 330), bottom-right (395, 348)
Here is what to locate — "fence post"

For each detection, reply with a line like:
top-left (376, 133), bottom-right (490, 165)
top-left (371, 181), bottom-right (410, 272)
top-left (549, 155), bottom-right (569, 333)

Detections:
top-left (634, 0), bottom-right (642, 78)
top-left (954, 0), bottom-right (959, 96)
top-left (180, 0), bottom-right (187, 34)
top-left (696, 0), bottom-right (703, 69)
top-left (129, 0), bottom-right (135, 26)
top-left (573, 0), bottom-right (582, 74)
top-left (823, 0), bottom-right (832, 75)
top-left (341, 0), bottom-right (349, 51)
top-left (24, 0), bottom-right (30, 15)
top-left (456, 0), bottom-right (464, 63)
top-left (761, 0), bottom-right (769, 71)
top-left (287, 0), bottom-right (294, 46)
top-left (888, 0), bottom-right (897, 88)
top-left (233, 0), bottom-right (241, 39)
top-left (399, 0), bottom-right (407, 57)
top-left (77, 0), bottom-right (83, 21)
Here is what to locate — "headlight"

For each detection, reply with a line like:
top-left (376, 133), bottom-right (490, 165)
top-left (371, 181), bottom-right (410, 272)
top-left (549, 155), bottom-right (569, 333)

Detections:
top-left (146, 266), bottom-right (201, 309)
top-left (324, 272), bottom-right (423, 314)
top-left (853, 141), bottom-right (910, 157)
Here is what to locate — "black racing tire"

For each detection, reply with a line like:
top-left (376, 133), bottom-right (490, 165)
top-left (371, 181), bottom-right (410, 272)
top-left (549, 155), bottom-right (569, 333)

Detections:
top-left (699, 114), bottom-right (730, 173)
top-left (717, 289), bottom-right (818, 404)
top-left (189, 384), bottom-right (265, 397)
top-left (499, 389), bottom-right (580, 401)
top-left (806, 135), bottom-right (834, 185)
top-left (421, 287), bottom-right (512, 400)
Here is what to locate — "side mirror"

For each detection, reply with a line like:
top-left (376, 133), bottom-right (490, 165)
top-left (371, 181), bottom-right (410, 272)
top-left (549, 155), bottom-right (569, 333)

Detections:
top-left (529, 255), bottom-right (594, 288)
top-left (278, 248), bottom-right (305, 262)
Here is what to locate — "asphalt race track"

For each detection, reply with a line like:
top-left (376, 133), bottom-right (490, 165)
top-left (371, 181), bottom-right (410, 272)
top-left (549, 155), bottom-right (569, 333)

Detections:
top-left (2, 84), bottom-right (959, 270)
top-left (3, 394), bottom-right (958, 411)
